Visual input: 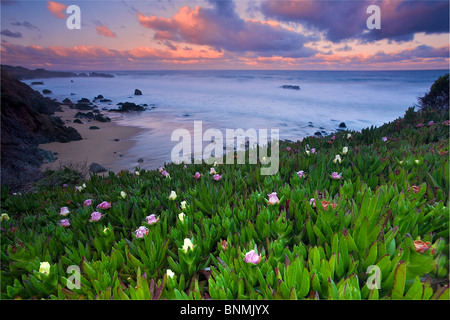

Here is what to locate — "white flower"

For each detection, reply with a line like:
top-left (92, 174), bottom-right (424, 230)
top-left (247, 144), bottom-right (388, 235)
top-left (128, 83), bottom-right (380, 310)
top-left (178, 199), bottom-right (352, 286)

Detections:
top-left (169, 190), bottom-right (177, 200)
top-left (178, 212), bottom-right (185, 222)
top-left (135, 171), bottom-right (140, 176)
top-left (120, 191), bottom-right (127, 198)
top-left (333, 154), bottom-right (342, 164)
top-left (182, 238), bottom-right (194, 253)
top-left (342, 147), bottom-right (348, 155)
top-left (347, 133), bottom-right (352, 139)
top-left (39, 262), bottom-right (51, 275)
top-left (180, 201), bottom-right (187, 211)
top-left (166, 269), bottom-right (175, 278)
top-left (210, 167), bottom-right (217, 175)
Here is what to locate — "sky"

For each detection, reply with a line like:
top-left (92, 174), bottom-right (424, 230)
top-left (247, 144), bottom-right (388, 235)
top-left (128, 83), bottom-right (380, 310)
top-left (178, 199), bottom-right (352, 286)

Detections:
top-left (0, 0), bottom-right (449, 70)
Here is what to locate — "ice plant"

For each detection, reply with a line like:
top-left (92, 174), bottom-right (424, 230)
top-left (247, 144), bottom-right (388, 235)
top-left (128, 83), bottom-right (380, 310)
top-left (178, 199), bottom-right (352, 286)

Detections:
top-left (120, 191), bottom-right (127, 198)
top-left (146, 214), bottom-right (159, 225)
top-left (428, 121), bottom-right (434, 126)
top-left (169, 190), bottom-right (177, 200)
top-left (0, 213), bottom-right (10, 222)
top-left (96, 201), bottom-right (111, 210)
top-left (382, 137), bottom-right (388, 142)
top-left (413, 240), bottom-right (432, 253)
top-left (267, 192), bottom-right (280, 205)
top-left (221, 239), bottom-right (228, 250)
top-left (182, 238), bottom-right (194, 253)
top-left (39, 262), bottom-right (50, 275)
top-left (410, 185), bottom-right (420, 194)
top-left (210, 167), bottom-right (217, 175)
top-left (135, 226), bottom-right (149, 238)
top-left (213, 174), bottom-right (222, 181)
top-left (331, 172), bottom-right (342, 179)
top-left (83, 199), bottom-right (92, 206)
top-left (59, 219), bottom-right (70, 227)
top-left (244, 249), bottom-right (261, 265)
top-left (309, 198), bottom-right (316, 207)
top-left (347, 133), bottom-right (352, 139)
top-left (161, 170), bottom-right (170, 178)
top-left (321, 201), bottom-right (337, 211)
top-left (180, 201), bottom-right (187, 211)
top-left (89, 211), bottom-right (102, 222)
top-left (297, 170), bottom-right (306, 178)
top-left (178, 212), bottom-right (185, 222)
top-left (60, 207), bottom-right (70, 216)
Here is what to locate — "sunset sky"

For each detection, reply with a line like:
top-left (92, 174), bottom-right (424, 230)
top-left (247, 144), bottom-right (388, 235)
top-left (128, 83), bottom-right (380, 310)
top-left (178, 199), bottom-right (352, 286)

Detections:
top-left (1, 0), bottom-right (449, 70)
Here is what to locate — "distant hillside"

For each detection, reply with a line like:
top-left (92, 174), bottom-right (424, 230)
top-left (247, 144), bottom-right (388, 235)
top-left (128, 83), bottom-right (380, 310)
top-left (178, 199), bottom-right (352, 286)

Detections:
top-left (1, 65), bottom-right (114, 80)
top-left (1, 67), bottom-right (82, 191)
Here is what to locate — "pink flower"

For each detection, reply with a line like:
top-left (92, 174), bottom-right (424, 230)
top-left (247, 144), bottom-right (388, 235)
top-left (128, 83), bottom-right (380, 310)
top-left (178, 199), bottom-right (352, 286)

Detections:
top-left (331, 172), bottom-right (342, 179)
top-left (161, 170), bottom-right (169, 177)
top-left (331, 135), bottom-right (336, 140)
top-left (83, 199), bottom-right (92, 206)
top-left (309, 198), bottom-right (316, 207)
top-left (428, 121), bottom-right (434, 126)
top-left (96, 201), bottom-right (111, 210)
top-left (382, 137), bottom-right (388, 142)
top-left (193, 172), bottom-right (201, 179)
top-left (286, 147), bottom-right (291, 151)
top-left (213, 174), bottom-right (222, 181)
top-left (267, 192), bottom-right (280, 205)
top-left (135, 226), bottom-right (149, 238)
top-left (59, 219), bottom-right (70, 227)
top-left (244, 250), bottom-right (261, 265)
top-left (89, 211), bottom-right (102, 222)
top-left (297, 170), bottom-right (306, 178)
top-left (60, 207), bottom-right (70, 216)
top-left (311, 148), bottom-right (316, 154)
top-left (62, 184), bottom-right (68, 188)
top-left (416, 123), bottom-right (424, 128)
top-left (146, 214), bottom-right (159, 225)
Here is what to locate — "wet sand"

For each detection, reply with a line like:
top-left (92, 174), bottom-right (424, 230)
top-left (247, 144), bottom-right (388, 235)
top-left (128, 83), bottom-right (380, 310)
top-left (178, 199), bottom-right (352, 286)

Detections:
top-left (39, 105), bottom-right (143, 173)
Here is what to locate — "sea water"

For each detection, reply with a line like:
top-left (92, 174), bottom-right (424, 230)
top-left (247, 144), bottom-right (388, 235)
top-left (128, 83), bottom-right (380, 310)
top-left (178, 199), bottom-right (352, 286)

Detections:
top-left (23, 69), bottom-right (448, 171)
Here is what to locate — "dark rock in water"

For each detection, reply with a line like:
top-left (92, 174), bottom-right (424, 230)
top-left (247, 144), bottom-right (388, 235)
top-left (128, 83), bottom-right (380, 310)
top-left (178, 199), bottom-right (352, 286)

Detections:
top-left (74, 111), bottom-right (91, 119)
top-left (94, 114), bottom-right (111, 122)
top-left (62, 98), bottom-right (73, 105)
top-left (114, 139), bottom-right (120, 141)
top-left (89, 162), bottom-right (107, 173)
top-left (100, 98), bottom-right (112, 102)
top-left (73, 119), bottom-right (83, 124)
top-left (314, 131), bottom-right (322, 136)
top-left (1, 68), bottom-right (82, 191)
top-left (339, 122), bottom-right (346, 128)
top-left (111, 102), bottom-right (146, 112)
top-left (78, 97), bottom-right (92, 104)
top-left (137, 158), bottom-right (144, 163)
top-left (280, 85), bottom-right (300, 90)
top-left (93, 94), bottom-right (104, 100)
top-left (31, 81), bottom-right (44, 85)
top-left (70, 93), bottom-right (76, 96)
top-left (42, 89), bottom-right (52, 94)
top-left (134, 89), bottom-right (142, 95)
top-left (89, 126), bottom-right (100, 130)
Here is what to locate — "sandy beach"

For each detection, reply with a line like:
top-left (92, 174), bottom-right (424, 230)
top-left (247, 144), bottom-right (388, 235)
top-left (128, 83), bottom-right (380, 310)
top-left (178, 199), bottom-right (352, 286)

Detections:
top-left (39, 105), bottom-right (143, 174)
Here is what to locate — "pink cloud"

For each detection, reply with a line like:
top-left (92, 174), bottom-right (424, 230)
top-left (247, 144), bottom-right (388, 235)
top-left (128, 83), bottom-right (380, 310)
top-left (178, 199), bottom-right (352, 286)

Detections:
top-left (96, 25), bottom-right (117, 38)
top-left (47, 1), bottom-right (67, 19)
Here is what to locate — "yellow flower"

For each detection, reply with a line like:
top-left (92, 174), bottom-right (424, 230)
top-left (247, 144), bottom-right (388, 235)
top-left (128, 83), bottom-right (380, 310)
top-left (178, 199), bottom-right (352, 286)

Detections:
top-left (39, 262), bottom-right (51, 275)
top-left (0, 213), bottom-right (10, 222)
top-left (182, 238), bottom-right (194, 253)
top-left (180, 201), bottom-right (187, 211)
top-left (333, 154), bottom-right (342, 164)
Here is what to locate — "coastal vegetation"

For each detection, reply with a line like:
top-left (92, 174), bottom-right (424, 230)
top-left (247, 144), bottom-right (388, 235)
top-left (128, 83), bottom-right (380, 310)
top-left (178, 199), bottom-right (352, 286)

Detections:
top-left (0, 74), bottom-right (448, 300)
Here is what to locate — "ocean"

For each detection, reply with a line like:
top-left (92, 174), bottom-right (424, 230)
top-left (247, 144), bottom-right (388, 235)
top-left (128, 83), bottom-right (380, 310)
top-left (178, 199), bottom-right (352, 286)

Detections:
top-left (23, 69), bottom-right (448, 171)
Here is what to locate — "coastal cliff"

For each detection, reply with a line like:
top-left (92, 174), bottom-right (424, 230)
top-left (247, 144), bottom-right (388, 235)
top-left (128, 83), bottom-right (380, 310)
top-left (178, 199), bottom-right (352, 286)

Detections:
top-left (1, 68), bottom-right (82, 191)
